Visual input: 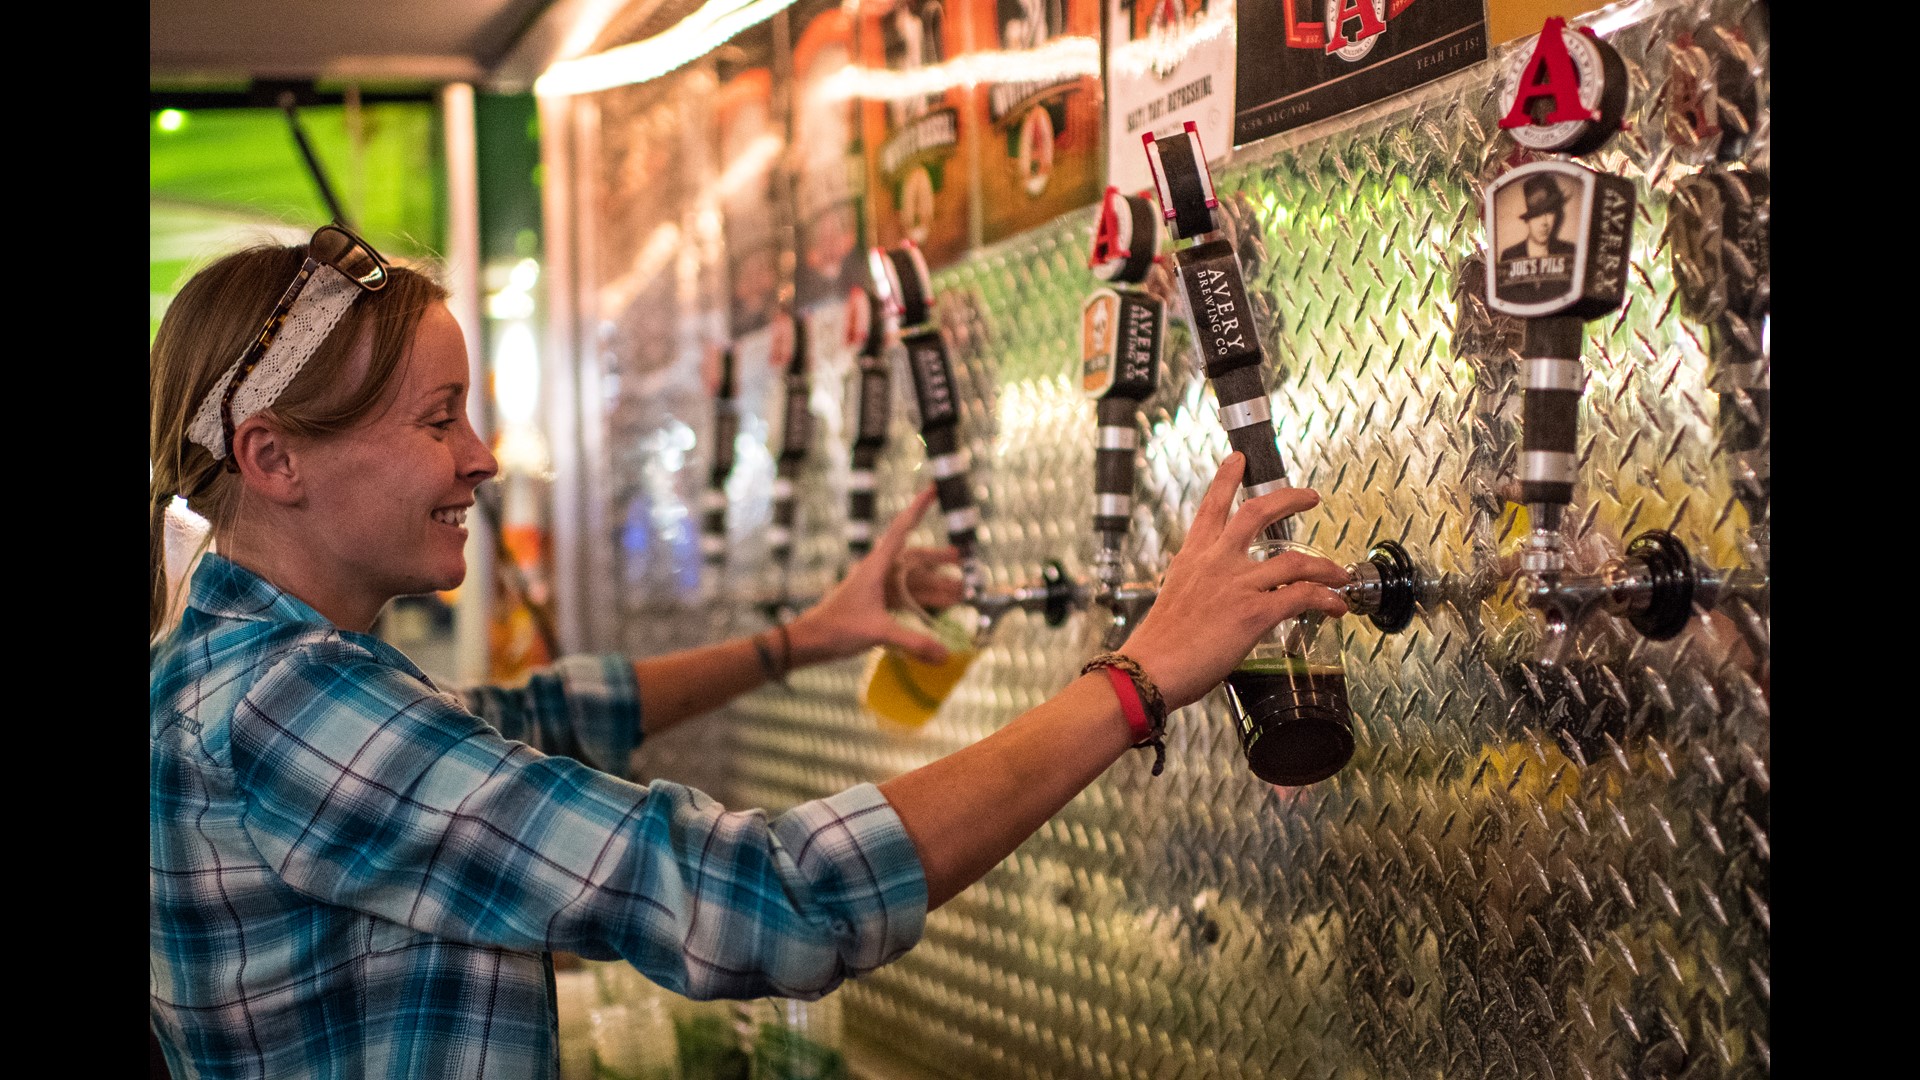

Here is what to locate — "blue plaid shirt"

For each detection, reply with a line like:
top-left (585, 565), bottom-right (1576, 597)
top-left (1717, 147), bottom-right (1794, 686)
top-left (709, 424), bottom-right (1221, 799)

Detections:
top-left (151, 554), bottom-right (927, 1080)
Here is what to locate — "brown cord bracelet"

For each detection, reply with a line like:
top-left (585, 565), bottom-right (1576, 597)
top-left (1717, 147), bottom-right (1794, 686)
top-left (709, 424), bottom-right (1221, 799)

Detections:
top-left (1081, 651), bottom-right (1168, 776)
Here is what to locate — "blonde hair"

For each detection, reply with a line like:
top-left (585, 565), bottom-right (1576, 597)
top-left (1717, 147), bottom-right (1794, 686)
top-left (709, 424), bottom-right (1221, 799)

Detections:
top-left (149, 239), bottom-right (449, 640)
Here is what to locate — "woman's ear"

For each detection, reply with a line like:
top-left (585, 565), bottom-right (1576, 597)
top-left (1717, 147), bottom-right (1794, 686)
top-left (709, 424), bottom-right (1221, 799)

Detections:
top-left (229, 419), bottom-right (302, 506)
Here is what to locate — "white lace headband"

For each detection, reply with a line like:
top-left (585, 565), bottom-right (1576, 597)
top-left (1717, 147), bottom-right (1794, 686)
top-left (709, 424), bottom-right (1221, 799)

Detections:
top-left (186, 263), bottom-right (364, 460)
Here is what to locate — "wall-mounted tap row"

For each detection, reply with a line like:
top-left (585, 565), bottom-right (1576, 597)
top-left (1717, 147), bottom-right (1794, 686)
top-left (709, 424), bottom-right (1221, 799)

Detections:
top-left (684, 18), bottom-right (1766, 781)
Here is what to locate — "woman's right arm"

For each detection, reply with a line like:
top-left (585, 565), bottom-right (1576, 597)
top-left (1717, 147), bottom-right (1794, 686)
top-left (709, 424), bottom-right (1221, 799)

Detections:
top-left (881, 453), bottom-right (1352, 909)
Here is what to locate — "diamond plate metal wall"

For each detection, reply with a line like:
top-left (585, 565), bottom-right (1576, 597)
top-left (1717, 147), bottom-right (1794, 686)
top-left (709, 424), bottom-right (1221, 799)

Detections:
top-left (574, 1), bottom-right (1769, 1075)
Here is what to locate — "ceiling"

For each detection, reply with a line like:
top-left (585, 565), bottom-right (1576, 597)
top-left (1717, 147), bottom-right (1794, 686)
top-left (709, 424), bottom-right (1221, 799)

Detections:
top-left (149, 0), bottom-right (702, 94)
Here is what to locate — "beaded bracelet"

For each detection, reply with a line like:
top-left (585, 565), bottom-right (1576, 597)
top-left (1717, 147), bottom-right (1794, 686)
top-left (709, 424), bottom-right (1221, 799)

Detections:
top-left (1081, 651), bottom-right (1167, 776)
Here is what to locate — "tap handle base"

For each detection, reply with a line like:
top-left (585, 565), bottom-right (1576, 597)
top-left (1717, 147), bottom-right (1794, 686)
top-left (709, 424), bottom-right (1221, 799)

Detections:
top-left (1364, 539), bottom-right (1421, 634)
top-left (1625, 530), bottom-right (1696, 641)
top-left (1042, 560), bottom-right (1073, 628)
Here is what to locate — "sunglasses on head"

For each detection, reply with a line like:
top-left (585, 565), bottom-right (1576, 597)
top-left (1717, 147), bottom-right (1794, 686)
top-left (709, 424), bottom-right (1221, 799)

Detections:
top-left (186, 224), bottom-right (389, 497)
top-left (221, 224), bottom-right (389, 460)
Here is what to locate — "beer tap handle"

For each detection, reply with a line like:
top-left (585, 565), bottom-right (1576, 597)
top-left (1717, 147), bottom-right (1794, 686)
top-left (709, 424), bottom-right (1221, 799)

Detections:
top-left (1089, 186), bottom-right (1162, 285)
top-left (1483, 156), bottom-right (1636, 575)
top-left (902, 326), bottom-right (981, 593)
top-left (1143, 122), bottom-right (1219, 241)
top-left (1517, 315), bottom-right (1585, 543)
top-left (846, 286), bottom-right (892, 563)
top-left (1171, 240), bottom-right (1292, 536)
top-left (1146, 124), bottom-right (1293, 539)
top-left (701, 346), bottom-right (739, 575)
top-left (769, 313), bottom-right (811, 609)
top-left (1093, 395), bottom-right (1143, 557)
top-left (1670, 168), bottom-right (1769, 550)
top-left (1082, 281), bottom-right (1164, 573)
top-left (870, 242), bottom-right (935, 331)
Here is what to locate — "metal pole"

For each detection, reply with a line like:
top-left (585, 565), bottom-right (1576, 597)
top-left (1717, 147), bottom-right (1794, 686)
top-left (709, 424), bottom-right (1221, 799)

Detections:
top-left (278, 91), bottom-right (351, 227)
top-left (441, 82), bottom-right (494, 685)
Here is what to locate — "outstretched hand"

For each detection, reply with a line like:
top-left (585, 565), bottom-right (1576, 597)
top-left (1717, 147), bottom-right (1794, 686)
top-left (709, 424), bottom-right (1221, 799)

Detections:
top-left (1118, 454), bottom-right (1351, 711)
top-left (784, 487), bottom-right (963, 667)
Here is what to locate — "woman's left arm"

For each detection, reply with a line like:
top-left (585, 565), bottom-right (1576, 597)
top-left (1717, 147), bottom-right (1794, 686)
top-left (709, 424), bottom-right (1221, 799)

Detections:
top-left (634, 486), bottom-right (962, 736)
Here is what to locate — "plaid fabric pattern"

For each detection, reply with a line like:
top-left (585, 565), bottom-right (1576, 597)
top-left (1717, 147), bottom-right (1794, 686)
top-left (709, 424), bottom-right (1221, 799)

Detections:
top-left (152, 555), bottom-right (928, 1080)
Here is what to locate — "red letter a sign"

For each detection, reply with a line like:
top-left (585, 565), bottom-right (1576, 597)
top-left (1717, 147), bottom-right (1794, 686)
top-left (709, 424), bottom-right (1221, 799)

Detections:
top-left (1499, 18), bottom-right (1596, 129)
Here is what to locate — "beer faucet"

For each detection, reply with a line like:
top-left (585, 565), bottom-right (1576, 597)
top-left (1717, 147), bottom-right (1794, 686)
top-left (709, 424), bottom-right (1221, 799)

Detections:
top-left (1522, 528), bottom-right (1716, 645)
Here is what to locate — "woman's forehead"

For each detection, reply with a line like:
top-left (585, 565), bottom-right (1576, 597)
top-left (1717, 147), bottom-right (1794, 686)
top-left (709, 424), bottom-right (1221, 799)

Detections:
top-left (398, 305), bottom-right (469, 395)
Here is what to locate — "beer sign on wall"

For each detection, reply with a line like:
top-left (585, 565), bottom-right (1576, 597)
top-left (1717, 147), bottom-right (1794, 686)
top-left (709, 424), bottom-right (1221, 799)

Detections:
top-left (1105, 0), bottom-right (1239, 199)
top-left (1233, 0), bottom-right (1488, 146)
top-left (716, 64), bottom-right (784, 338)
top-left (793, 1), bottom-right (868, 310)
top-left (858, 0), bottom-right (978, 269)
top-left (975, 0), bottom-right (1105, 245)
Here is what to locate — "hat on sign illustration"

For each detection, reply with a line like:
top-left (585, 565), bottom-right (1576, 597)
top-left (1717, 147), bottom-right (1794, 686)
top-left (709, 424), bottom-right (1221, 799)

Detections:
top-left (1520, 174), bottom-right (1568, 219)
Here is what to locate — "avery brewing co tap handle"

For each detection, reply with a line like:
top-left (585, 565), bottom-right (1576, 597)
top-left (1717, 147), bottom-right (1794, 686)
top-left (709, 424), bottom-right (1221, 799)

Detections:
top-left (845, 285), bottom-right (893, 562)
top-left (769, 312), bottom-right (812, 593)
top-left (1084, 295), bottom-right (1162, 558)
top-left (1487, 19), bottom-right (1635, 565)
top-left (1145, 123), bottom-right (1292, 538)
top-left (701, 346), bottom-right (739, 575)
top-left (872, 241), bottom-right (984, 594)
top-left (1083, 187), bottom-right (1166, 573)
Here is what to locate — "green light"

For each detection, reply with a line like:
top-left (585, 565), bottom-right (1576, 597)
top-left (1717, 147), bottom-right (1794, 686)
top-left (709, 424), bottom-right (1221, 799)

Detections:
top-left (157, 109), bottom-right (187, 133)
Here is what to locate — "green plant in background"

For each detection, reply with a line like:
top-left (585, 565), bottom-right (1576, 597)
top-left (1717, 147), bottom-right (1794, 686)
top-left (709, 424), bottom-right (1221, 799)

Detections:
top-left (750, 1023), bottom-right (847, 1080)
top-left (674, 1010), bottom-right (751, 1080)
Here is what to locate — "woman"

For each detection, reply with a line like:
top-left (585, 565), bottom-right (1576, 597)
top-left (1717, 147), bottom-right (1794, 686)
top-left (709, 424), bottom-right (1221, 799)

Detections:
top-left (150, 227), bottom-right (1349, 1079)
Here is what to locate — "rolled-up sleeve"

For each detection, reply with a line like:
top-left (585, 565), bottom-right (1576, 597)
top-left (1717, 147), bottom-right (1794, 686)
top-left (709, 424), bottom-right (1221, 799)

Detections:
top-left (232, 642), bottom-right (928, 1000)
top-left (457, 654), bottom-right (642, 773)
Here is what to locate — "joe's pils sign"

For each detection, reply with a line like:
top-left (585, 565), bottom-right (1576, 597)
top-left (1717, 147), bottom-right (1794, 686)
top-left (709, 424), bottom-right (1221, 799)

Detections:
top-left (1233, 0), bottom-right (1486, 145)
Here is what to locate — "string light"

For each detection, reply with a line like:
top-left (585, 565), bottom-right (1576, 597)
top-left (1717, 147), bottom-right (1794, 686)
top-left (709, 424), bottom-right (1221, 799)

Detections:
top-left (819, 37), bottom-right (1100, 103)
top-left (535, 0), bottom-right (801, 97)
top-left (1107, 9), bottom-right (1236, 80)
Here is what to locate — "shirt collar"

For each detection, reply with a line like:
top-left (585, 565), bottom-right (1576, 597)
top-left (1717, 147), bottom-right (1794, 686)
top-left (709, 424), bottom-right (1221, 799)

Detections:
top-left (180, 553), bottom-right (440, 683)
top-left (186, 552), bottom-right (332, 628)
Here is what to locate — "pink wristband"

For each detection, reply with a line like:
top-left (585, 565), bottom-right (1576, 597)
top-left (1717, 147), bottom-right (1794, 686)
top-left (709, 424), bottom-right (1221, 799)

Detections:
top-left (1102, 664), bottom-right (1153, 744)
